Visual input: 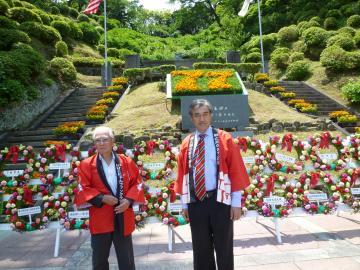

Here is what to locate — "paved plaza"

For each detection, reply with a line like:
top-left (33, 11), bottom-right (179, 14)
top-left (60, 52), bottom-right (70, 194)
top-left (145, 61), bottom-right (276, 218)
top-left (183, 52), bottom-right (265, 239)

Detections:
top-left (0, 213), bottom-right (360, 270)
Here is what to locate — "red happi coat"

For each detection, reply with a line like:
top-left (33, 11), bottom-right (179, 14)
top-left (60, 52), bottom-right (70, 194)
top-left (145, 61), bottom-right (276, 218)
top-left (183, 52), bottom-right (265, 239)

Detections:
top-left (175, 129), bottom-right (250, 205)
top-left (75, 154), bottom-right (144, 235)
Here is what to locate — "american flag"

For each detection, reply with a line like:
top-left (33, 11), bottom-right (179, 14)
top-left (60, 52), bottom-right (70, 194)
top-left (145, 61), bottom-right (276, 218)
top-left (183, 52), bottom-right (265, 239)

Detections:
top-left (83, 0), bottom-right (102, 14)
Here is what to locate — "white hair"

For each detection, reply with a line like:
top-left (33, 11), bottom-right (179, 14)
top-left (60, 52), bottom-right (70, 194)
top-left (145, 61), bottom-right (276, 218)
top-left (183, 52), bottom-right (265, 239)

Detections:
top-left (92, 126), bottom-right (115, 140)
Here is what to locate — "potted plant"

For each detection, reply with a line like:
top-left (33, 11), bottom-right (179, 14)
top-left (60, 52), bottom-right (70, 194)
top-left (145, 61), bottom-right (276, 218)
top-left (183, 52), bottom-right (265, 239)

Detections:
top-left (328, 110), bottom-right (350, 122)
top-left (53, 121), bottom-right (85, 140)
top-left (337, 114), bottom-right (358, 127)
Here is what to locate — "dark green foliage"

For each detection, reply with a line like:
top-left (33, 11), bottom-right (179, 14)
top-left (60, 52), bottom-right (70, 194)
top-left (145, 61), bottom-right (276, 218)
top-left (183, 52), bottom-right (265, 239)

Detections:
top-left (270, 47), bottom-right (291, 69)
top-left (20, 1), bottom-right (36, 9)
top-left (33, 8), bottom-right (51, 25)
top-left (302, 27), bottom-right (331, 47)
top-left (0, 0), bottom-right (10, 15)
top-left (153, 65), bottom-right (176, 75)
top-left (68, 21), bottom-right (83, 39)
top-left (0, 28), bottom-right (30, 50)
top-left (48, 57), bottom-right (76, 84)
top-left (26, 85), bottom-right (40, 100)
top-left (51, 20), bottom-right (71, 39)
top-left (95, 26), bottom-right (104, 34)
top-left (50, 6), bottom-right (60, 15)
top-left (71, 57), bottom-right (125, 68)
top-left (0, 15), bottom-right (19, 28)
top-left (192, 62), bottom-right (261, 75)
top-left (355, 31), bottom-right (360, 47)
top-left (347, 15), bottom-right (360, 28)
top-left (245, 52), bottom-right (261, 63)
top-left (326, 34), bottom-right (356, 51)
top-left (285, 60), bottom-right (311, 81)
top-left (337, 26), bottom-right (356, 36)
top-left (55, 41), bottom-right (68, 57)
top-left (320, 45), bottom-right (349, 71)
top-left (9, 7), bottom-right (42, 23)
top-left (0, 79), bottom-right (26, 107)
top-left (12, 0), bottom-right (22, 7)
top-left (278, 25), bottom-right (298, 44)
top-left (289, 52), bottom-right (305, 63)
top-left (20, 21), bottom-right (61, 44)
top-left (298, 21), bottom-right (320, 35)
top-left (326, 9), bottom-right (342, 19)
top-left (78, 22), bottom-right (100, 45)
top-left (118, 48), bottom-right (136, 60)
top-left (58, 4), bottom-right (69, 16)
top-left (341, 80), bottom-right (360, 103)
top-left (77, 13), bottom-right (89, 22)
top-left (324, 17), bottom-right (339, 30)
top-left (4, 0), bottom-right (13, 7)
top-left (107, 48), bottom-right (119, 58)
top-left (68, 7), bottom-right (78, 19)
top-left (99, 16), bottom-right (121, 30)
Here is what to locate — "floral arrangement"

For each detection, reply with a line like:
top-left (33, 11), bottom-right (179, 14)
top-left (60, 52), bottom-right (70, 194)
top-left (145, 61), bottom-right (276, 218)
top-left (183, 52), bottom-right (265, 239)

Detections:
top-left (102, 91), bottom-right (120, 99)
top-left (269, 86), bottom-right (286, 94)
top-left (96, 98), bottom-right (115, 106)
top-left (106, 85), bottom-right (124, 92)
top-left (0, 145), bottom-right (35, 164)
top-left (329, 110), bottom-right (350, 121)
top-left (263, 79), bottom-right (278, 87)
top-left (254, 73), bottom-right (269, 83)
top-left (279, 92), bottom-right (296, 99)
top-left (42, 193), bottom-right (70, 221)
top-left (112, 76), bottom-right (129, 86)
top-left (53, 121), bottom-right (85, 136)
top-left (86, 105), bottom-right (108, 122)
top-left (207, 70), bottom-right (233, 90)
top-left (302, 200), bottom-right (336, 214)
top-left (288, 99), bottom-right (306, 106)
top-left (337, 114), bottom-right (358, 124)
top-left (299, 104), bottom-right (317, 113)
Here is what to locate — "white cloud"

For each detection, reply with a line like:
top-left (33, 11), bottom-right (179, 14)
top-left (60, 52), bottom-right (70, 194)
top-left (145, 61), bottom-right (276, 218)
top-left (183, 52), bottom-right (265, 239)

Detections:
top-left (138, 0), bottom-right (180, 11)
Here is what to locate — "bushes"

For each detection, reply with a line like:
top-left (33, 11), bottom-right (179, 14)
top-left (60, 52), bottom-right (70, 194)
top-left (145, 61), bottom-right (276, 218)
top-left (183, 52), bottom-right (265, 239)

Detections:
top-left (355, 31), bottom-right (360, 48)
top-left (77, 13), bottom-right (89, 22)
top-left (285, 60), bottom-right (311, 81)
top-left (270, 47), bottom-right (290, 69)
top-left (48, 57), bottom-right (77, 84)
top-left (107, 48), bottom-right (119, 58)
top-left (68, 21), bottom-right (83, 39)
top-left (0, 28), bottom-right (30, 50)
top-left (20, 21), bottom-right (61, 44)
top-left (50, 6), bottom-right (60, 15)
top-left (51, 20), bottom-right (71, 39)
top-left (341, 80), bottom-right (360, 103)
top-left (78, 22), bottom-right (100, 45)
top-left (302, 27), bottom-right (330, 47)
top-left (58, 4), bottom-right (70, 16)
top-left (297, 20), bottom-right (320, 35)
top-left (192, 62), bottom-right (261, 76)
top-left (0, 0), bottom-right (9, 15)
top-left (347, 15), bottom-right (360, 28)
top-left (0, 15), bottom-right (18, 28)
top-left (277, 25), bottom-right (298, 44)
top-left (245, 52), bottom-right (261, 63)
top-left (55, 41), bottom-right (68, 57)
top-left (324, 17), bottom-right (338, 30)
top-left (289, 52), bottom-right (304, 63)
top-left (68, 7), bottom-right (79, 18)
top-left (9, 7), bottom-right (42, 23)
top-left (326, 34), bottom-right (356, 51)
top-left (320, 45), bottom-right (349, 71)
top-left (337, 26), bottom-right (356, 37)
top-left (32, 8), bottom-right (51, 25)
top-left (0, 79), bottom-right (26, 107)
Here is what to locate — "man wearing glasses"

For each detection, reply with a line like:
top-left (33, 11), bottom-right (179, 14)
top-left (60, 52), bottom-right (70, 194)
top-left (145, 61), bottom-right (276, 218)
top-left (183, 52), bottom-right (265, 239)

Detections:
top-left (75, 126), bottom-right (144, 270)
top-left (175, 99), bottom-right (250, 270)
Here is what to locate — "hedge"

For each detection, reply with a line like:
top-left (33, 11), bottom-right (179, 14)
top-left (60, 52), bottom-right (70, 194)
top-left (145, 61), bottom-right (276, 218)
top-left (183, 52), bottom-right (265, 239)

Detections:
top-left (0, 28), bottom-right (30, 50)
top-left (245, 52), bottom-right (261, 63)
top-left (341, 80), bottom-right (360, 104)
top-left (289, 52), bottom-right (305, 63)
top-left (285, 60), bottom-right (311, 81)
top-left (32, 8), bottom-right (51, 25)
top-left (50, 6), bottom-right (60, 15)
top-left (323, 17), bottom-right (338, 30)
top-left (55, 41), bottom-right (68, 57)
top-left (68, 21), bottom-right (83, 39)
top-left (302, 27), bottom-right (331, 47)
top-left (78, 22), bottom-right (100, 45)
top-left (0, 15), bottom-right (19, 28)
top-left (0, 0), bottom-right (9, 15)
top-left (270, 47), bottom-right (291, 69)
top-left (192, 62), bottom-right (261, 75)
top-left (68, 7), bottom-right (79, 18)
top-left (77, 13), bottom-right (89, 22)
top-left (337, 26), bottom-right (356, 37)
top-left (58, 4), bottom-right (70, 16)
top-left (71, 57), bottom-right (125, 68)
top-left (20, 21), bottom-right (61, 44)
top-left (326, 34), bottom-right (356, 51)
top-left (51, 20), bottom-right (71, 39)
top-left (48, 57), bottom-right (77, 84)
top-left (277, 25), bottom-right (298, 44)
top-left (355, 31), bottom-right (360, 48)
top-left (9, 7), bottom-right (42, 23)
top-left (320, 45), bottom-right (349, 71)
top-left (347, 14), bottom-right (360, 28)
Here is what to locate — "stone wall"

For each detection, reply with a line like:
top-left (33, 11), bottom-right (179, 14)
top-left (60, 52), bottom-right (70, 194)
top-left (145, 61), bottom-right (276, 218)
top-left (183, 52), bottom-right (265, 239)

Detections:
top-left (0, 84), bottom-right (60, 131)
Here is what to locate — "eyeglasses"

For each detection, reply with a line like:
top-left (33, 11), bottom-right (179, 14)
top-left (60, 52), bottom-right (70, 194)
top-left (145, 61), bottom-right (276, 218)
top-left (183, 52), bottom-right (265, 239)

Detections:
top-left (94, 137), bottom-right (111, 144)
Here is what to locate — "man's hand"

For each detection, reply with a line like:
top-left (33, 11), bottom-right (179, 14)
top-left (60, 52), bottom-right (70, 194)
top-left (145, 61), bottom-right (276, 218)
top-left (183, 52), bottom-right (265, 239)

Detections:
top-left (102, 195), bottom-right (118, 206)
top-left (114, 198), bottom-right (131, 214)
top-left (230, 207), bottom-right (242, 220)
top-left (182, 208), bottom-right (189, 219)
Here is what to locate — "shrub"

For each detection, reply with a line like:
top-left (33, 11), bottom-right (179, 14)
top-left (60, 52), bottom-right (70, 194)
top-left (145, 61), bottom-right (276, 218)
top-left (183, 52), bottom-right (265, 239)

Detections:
top-left (0, 28), bottom-right (30, 50)
top-left (278, 25), bottom-right (298, 44)
top-left (0, 79), bottom-right (26, 107)
top-left (20, 22), bottom-right (61, 44)
top-left (99, 17), bottom-right (121, 30)
top-left (192, 62), bottom-right (261, 76)
top-left (78, 22), bottom-right (100, 45)
top-left (58, 4), bottom-right (70, 16)
top-left (289, 52), bottom-right (304, 63)
top-left (0, 0), bottom-right (9, 15)
top-left (326, 9), bottom-right (342, 19)
top-left (112, 77), bottom-right (128, 86)
top-left (32, 8), bottom-right (51, 25)
top-left (55, 41), bottom-right (68, 57)
top-left (154, 64), bottom-right (176, 75)
top-left (48, 57), bottom-right (77, 84)
top-left (102, 91), bottom-right (119, 99)
top-left (95, 26), bottom-right (104, 34)
top-left (302, 27), bottom-right (330, 47)
top-left (96, 98), bottom-right (115, 106)
top-left (270, 47), bottom-right (291, 69)
top-left (254, 73), bottom-right (269, 83)
top-left (320, 45), bottom-right (349, 71)
top-left (50, 6), bottom-right (60, 15)
top-left (347, 15), bottom-right (360, 28)
top-left (329, 110), bottom-right (350, 120)
top-left (68, 21), bottom-right (83, 39)
top-left (0, 15), bottom-right (18, 28)
top-left (263, 80), bottom-right (278, 87)
top-left (68, 7), bottom-right (79, 18)
top-left (245, 52), bottom-right (261, 63)
top-left (279, 92), bottom-right (296, 99)
top-left (324, 17), bottom-right (338, 30)
top-left (292, 40), bottom-right (306, 53)
top-left (298, 20), bottom-right (320, 35)
top-left (118, 48), bottom-right (137, 60)
top-left (285, 60), bottom-right (311, 81)
top-left (4, 0), bottom-right (13, 7)
top-left (326, 34), bottom-right (356, 51)
top-left (341, 80), bottom-right (360, 103)
top-left (355, 31), bottom-right (360, 48)
top-left (77, 13), bottom-right (89, 22)
top-left (107, 48), bottom-right (119, 58)
top-left (9, 7), bottom-right (42, 23)
top-left (269, 86), bottom-right (285, 94)
top-left (51, 20), bottom-right (71, 39)
top-left (337, 26), bottom-right (356, 37)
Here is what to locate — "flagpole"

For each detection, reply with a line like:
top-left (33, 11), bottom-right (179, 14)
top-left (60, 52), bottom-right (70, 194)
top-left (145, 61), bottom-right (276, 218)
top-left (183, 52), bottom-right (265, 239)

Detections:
top-left (257, 0), bottom-right (265, 73)
top-left (104, 0), bottom-right (108, 86)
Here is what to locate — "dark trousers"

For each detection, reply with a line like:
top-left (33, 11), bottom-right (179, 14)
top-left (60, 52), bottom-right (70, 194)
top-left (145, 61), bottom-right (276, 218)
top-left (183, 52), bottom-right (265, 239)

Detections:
top-left (91, 214), bottom-right (135, 270)
top-left (188, 196), bottom-right (234, 270)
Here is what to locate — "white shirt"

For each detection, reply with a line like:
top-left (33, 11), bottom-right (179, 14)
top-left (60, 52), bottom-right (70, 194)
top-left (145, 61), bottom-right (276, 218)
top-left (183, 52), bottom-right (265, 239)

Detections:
top-left (182, 127), bottom-right (241, 208)
top-left (99, 153), bottom-right (117, 195)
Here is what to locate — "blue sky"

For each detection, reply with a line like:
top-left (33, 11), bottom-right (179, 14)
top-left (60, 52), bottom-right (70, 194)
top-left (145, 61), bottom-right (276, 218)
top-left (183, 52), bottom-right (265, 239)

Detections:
top-left (138, 0), bottom-right (181, 11)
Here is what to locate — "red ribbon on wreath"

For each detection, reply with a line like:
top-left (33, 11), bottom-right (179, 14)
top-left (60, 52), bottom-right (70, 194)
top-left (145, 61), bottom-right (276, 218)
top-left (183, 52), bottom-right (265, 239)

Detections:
top-left (265, 174), bottom-right (277, 196)
top-left (6, 146), bottom-right (19, 164)
top-left (350, 169), bottom-right (359, 187)
top-left (146, 141), bottom-right (157, 155)
top-left (282, 134), bottom-right (293, 152)
top-left (55, 144), bottom-right (66, 161)
top-left (23, 186), bottom-right (34, 205)
top-left (238, 138), bottom-right (248, 152)
top-left (319, 132), bottom-right (330, 149)
top-left (310, 172), bottom-right (320, 187)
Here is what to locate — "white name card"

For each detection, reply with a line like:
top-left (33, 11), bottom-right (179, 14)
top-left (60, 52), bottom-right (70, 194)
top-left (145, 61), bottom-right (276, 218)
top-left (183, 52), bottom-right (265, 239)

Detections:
top-left (29, 179), bottom-right (43, 185)
top-left (307, 193), bottom-right (328, 202)
top-left (133, 205), bottom-right (140, 212)
top-left (3, 170), bottom-right (24, 177)
top-left (18, 206), bottom-right (41, 216)
top-left (68, 211), bottom-right (89, 219)
top-left (80, 151), bottom-right (89, 158)
top-left (169, 203), bottom-right (183, 212)
top-left (49, 162), bottom-right (70, 170)
top-left (318, 153), bottom-right (338, 161)
top-left (263, 196), bottom-right (285, 206)
top-left (143, 163), bottom-right (164, 171)
top-left (275, 153), bottom-right (296, 164)
top-left (243, 156), bottom-right (255, 164)
top-left (351, 188), bottom-right (360, 195)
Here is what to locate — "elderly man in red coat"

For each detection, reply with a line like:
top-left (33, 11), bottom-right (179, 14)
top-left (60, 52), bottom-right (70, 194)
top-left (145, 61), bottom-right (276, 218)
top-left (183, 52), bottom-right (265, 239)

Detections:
top-left (175, 99), bottom-right (250, 270)
top-left (75, 126), bottom-right (144, 270)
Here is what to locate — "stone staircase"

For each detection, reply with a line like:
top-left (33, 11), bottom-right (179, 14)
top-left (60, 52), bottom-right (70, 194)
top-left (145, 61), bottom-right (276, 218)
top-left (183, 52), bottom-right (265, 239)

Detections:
top-left (277, 81), bottom-right (352, 116)
top-left (1, 87), bottom-right (105, 149)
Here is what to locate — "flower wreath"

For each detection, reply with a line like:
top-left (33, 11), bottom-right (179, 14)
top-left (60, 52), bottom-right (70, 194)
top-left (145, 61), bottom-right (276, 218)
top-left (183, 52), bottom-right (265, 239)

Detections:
top-left (347, 136), bottom-right (359, 163)
top-left (0, 145), bottom-right (35, 164)
top-left (234, 137), bottom-right (266, 176)
top-left (0, 167), bottom-right (33, 194)
top-left (339, 168), bottom-right (360, 212)
top-left (242, 174), bottom-right (266, 212)
top-left (307, 132), bottom-right (346, 171)
top-left (42, 192), bottom-right (70, 221)
top-left (266, 134), bottom-right (307, 173)
top-left (133, 140), bottom-right (176, 181)
top-left (5, 185), bottom-right (48, 231)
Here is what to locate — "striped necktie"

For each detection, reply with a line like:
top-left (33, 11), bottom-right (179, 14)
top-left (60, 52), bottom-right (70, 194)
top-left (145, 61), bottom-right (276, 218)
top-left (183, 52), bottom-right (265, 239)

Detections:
top-left (193, 134), bottom-right (206, 201)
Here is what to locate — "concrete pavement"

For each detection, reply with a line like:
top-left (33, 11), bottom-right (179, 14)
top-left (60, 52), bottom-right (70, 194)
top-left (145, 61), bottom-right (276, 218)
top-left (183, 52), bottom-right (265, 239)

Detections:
top-left (0, 212), bottom-right (360, 270)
